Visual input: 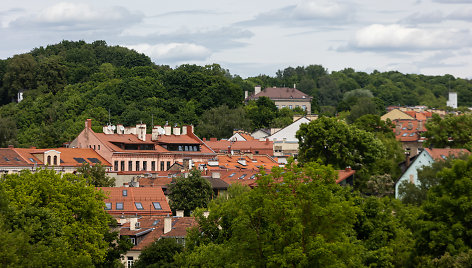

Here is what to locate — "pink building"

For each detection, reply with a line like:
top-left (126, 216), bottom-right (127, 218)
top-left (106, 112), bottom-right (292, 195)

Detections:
top-left (70, 119), bottom-right (216, 172)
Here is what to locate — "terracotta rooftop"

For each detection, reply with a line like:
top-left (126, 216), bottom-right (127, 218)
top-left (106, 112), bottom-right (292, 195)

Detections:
top-left (99, 187), bottom-right (171, 216)
top-left (12, 147), bottom-right (110, 167)
top-left (203, 139), bottom-right (273, 156)
top-left (120, 216), bottom-right (197, 251)
top-left (0, 148), bottom-right (31, 167)
top-left (394, 119), bottom-right (427, 142)
top-left (425, 148), bottom-right (470, 161)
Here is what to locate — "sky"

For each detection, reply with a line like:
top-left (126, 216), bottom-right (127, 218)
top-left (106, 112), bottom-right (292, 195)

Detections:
top-left (1, 0), bottom-right (471, 78)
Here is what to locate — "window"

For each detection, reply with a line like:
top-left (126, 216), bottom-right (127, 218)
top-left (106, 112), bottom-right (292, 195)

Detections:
top-left (116, 202), bottom-right (124, 210)
top-left (160, 161), bottom-right (165, 171)
top-left (98, 145), bottom-right (100, 150)
top-left (289, 105), bottom-right (292, 109)
top-left (47, 155), bottom-right (51, 165)
top-left (130, 238), bottom-right (136, 245)
top-left (105, 203), bottom-right (112, 210)
top-left (151, 161), bottom-right (156, 171)
top-left (74, 157), bottom-right (86, 163)
top-left (143, 161), bottom-right (147, 171)
top-left (229, 172), bottom-right (236, 177)
top-left (121, 161), bottom-right (125, 171)
top-left (167, 161), bottom-right (171, 170)
top-left (53, 155), bottom-right (57, 165)
top-left (238, 174), bottom-right (247, 179)
top-left (153, 202), bottom-right (162, 210)
top-left (136, 161), bottom-right (140, 171)
top-left (114, 161), bottom-right (119, 171)
top-left (127, 256), bottom-right (134, 268)
top-left (282, 105), bottom-right (286, 108)
top-left (255, 151), bottom-right (259, 154)
top-left (135, 202), bottom-right (144, 210)
top-left (302, 105), bottom-right (306, 111)
top-left (128, 161), bottom-right (133, 171)
top-left (250, 174), bottom-right (256, 179)
top-left (88, 158), bottom-right (100, 163)
top-left (122, 190), bottom-right (128, 196)
top-left (93, 145), bottom-right (96, 150)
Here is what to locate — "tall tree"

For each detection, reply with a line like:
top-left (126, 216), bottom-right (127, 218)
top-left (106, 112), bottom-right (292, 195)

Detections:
top-left (423, 114), bottom-right (472, 151)
top-left (167, 169), bottom-right (212, 216)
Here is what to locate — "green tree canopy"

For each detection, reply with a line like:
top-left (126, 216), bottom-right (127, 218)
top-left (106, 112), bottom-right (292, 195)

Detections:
top-left (76, 162), bottom-right (116, 187)
top-left (167, 169), bottom-right (212, 216)
top-left (133, 238), bottom-right (183, 268)
top-left (0, 169), bottom-right (116, 266)
top-left (423, 114), bottom-right (472, 151)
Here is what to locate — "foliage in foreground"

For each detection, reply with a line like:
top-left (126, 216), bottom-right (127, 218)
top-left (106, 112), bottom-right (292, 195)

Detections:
top-left (0, 169), bottom-right (130, 267)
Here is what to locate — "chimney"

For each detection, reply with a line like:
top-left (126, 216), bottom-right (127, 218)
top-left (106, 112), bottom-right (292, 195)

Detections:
top-left (345, 166), bottom-right (352, 172)
top-left (255, 86), bottom-right (261, 95)
top-left (85, 119), bottom-right (92, 129)
top-left (182, 126), bottom-right (187, 135)
top-left (129, 217), bottom-right (138, 231)
top-left (137, 124), bottom-right (146, 141)
top-left (164, 125), bottom-right (172, 136)
top-left (173, 127), bottom-right (181, 135)
top-left (245, 91), bottom-right (248, 99)
top-left (405, 151), bottom-right (411, 167)
top-left (117, 124), bottom-right (124, 134)
top-left (164, 215), bottom-right (172, 234)
top-left (293, 83), bottom-right (296, 89)
top-left (152, 126), bottom-right (162, 140)
top-left (176, 210), bottom-right (184, 217)
top-left (212, 172), bottom-right (220, 179)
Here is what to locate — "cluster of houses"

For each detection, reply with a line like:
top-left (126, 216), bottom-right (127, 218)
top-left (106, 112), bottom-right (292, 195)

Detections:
top-left (0, 87), bottom-right (468, 267)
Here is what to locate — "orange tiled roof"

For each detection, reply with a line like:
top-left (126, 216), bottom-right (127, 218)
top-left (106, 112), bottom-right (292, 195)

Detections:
top-left (425, 148), bottom-right (470, 161)
top-left (394, 120), bottom-right (427, 142)
top-left (204, 139), bottom-right (273, 155)
top-left (120, 216), bottom-right (197, 251)
top-left (212, 155), bottom-right (279, 170)
top-left (99, 187), bottom-right (171, 216)
top-left (0, 148), bottom-right (32, 167)
top-left (13, 147), bottom-right (110, 166)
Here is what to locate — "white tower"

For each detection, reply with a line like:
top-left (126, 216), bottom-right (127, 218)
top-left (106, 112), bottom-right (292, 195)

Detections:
top-left (446, 92), bottom-right (457, 109)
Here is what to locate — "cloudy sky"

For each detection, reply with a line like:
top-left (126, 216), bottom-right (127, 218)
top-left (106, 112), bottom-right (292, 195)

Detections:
top-left (1, 0), bottom-right (471, 78)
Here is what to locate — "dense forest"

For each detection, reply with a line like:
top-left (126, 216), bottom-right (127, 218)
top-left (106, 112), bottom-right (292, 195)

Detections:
top-left (0, 40), bottom-right (471, 148)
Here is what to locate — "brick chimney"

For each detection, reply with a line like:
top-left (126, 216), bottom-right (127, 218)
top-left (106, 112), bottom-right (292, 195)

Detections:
top-left (85, 119), bottom-right (92, 129)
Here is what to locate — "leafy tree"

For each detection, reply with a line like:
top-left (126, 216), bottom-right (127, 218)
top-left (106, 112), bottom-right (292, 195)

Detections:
top-left (133, 238), bottom-right (183, 268)
top-left (2, 54), bottom-right (38, 102)
top-left (77, 163), bottom-right (116, 187)
top-left (245, 97), bottom-right (278, 129)
top-left (0, 169), bottom-right (115, 266)
top-left (196, 105), bottom-right (251, 139)
top-left (167, 169), bottom-right (212, 216)
top-left (296, 116), bottom-right (385, 170)
top-left (423, 114), bottom-right (472, 151)
top-left (0, 116), bottom-right (17, 147)
top-left (177, 162), bottom-right (365, 267)
top-left (398, 153), bottom-right (469, 206)
top-left (413, 156), bottom-right (472, 262)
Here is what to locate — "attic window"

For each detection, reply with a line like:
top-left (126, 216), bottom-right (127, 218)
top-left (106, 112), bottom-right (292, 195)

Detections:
top-left (29, 158), bottom-right (36, 163)
top-left (402, 133), bottom-right (408, 137)
top-left (153, 202), bottom-right (162, 210)
top-left (229, 172), bottom-right (236, 177)
top-left (135, 202), bottom-right (144, 210)
top-left (60, 159), bottom-right (64, 163)
top-left (122, 190), bottom-right (128, 196)
top-left (441, 155), bottom-right (447, 160)
top-left (73, 157), bottom-right (86, 163)
top-left (250, 174), bottom-right (256, 179)
top-left (116, 202), bottom-right (123, 210)
top-left (402, 127), bottom-right (407, 130)
top-left (88, 158), bottom-right (100, 163)
top-left (409, 133), bottom-right (415, 137)
top-left (238, 174), bottom-right (247, 179)
top-left (4, 157), bottom-right (9, 161)
top-left (14, 157), bottom-right (21, 161)
top-left (105, 203), bottom-right (112, 210)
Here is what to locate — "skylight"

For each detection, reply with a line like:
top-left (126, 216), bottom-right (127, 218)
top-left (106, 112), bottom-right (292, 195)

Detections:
top-left (402, 133), bottom-right (408, 137)
top-left (105, 203), bottom-right (112, 210)
top-left (3, 157), bottom-right (9, 161)
top-left (116, 202), bottom-right (123, 210)
top-left (73, 157), bottom-right (86, 163)
top-left (153, 202), bottom-right (162, 210)
top-left (229, 172), bottom-right (236, 177)
top-left (238, 174), bottom-right (247, 179)
top-left (87, 158), bottom-right (100, 163)
top-left (250, 174), bottom-right (256, 179)
top-left (135, 202), bottom-right (144, 210)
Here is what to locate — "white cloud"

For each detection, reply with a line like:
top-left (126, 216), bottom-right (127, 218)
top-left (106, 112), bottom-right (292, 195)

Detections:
top-left (9, 2), bottom-right (142, 30)
top-left (348, 24), bottom-right (472, 51)
top-left (447, 8), bottom-right (472, 21)
top-left (128, 43), bottom-right (211, 62)
top-left (400, 11), bottom-right (445, 24)
top-left (292, 0), bottom-right (352, 20)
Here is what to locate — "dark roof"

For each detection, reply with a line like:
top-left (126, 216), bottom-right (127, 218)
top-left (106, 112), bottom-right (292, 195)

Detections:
top-left (247, 87), bottom-right (311, 100)
top-left (205, 177), bottom-right (230, 189)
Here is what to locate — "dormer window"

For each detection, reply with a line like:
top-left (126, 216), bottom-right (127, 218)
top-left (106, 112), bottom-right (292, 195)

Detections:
top-left (53, 155), bottom-right (57, 165)
top-left (122, 190), bottom-right (128, 196)
top-left (47, 155), bottom-right (51, 165)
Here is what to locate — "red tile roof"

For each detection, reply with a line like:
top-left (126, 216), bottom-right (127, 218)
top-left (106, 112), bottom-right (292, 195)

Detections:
top-left (425, 148), bottom-right (470, 161)
top-left (119, 216), bottom-right (197, 251)
top-left (99, 187), bottom-right (171, 216)
top-left (0, 148), bottom-right (32, 167)
top-left (204, 139), bottom-right (273, 156)
top-left (13, 148), bottom-right (110, 166)
top-left (394, 119), bottom-right (427, 142)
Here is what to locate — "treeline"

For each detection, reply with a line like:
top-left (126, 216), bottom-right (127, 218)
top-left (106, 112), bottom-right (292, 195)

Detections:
top-left (0, 40), bottom-right (471, 148)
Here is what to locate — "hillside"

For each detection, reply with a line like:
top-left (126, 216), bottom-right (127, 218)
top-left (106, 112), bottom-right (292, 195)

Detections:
top-left (0, 40), bottom-right (471, 148)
